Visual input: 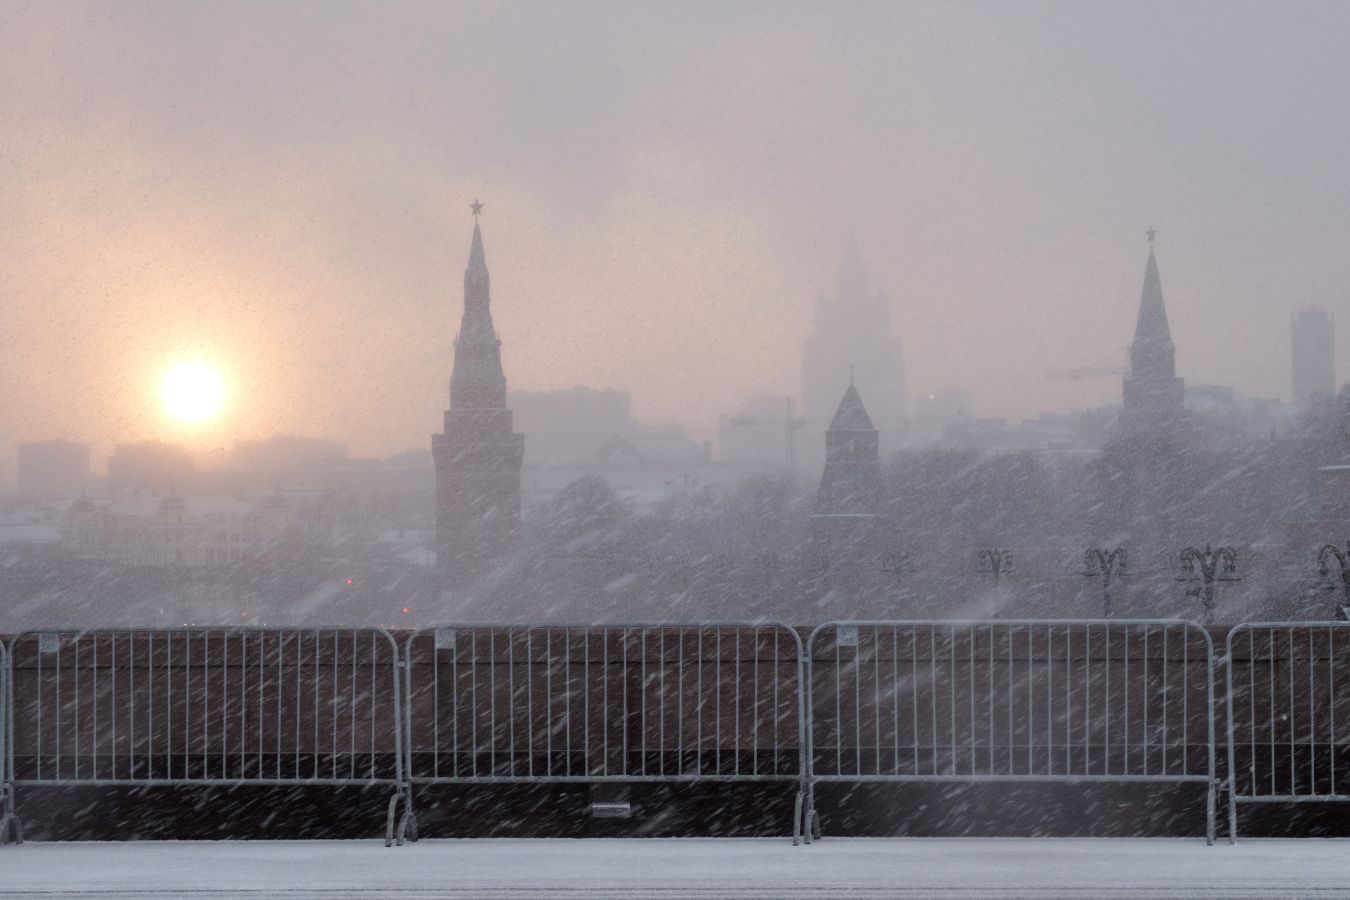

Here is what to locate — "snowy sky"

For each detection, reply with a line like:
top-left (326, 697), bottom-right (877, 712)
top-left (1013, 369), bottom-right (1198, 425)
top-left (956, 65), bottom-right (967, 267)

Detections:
top-left (3, 1), bottom-right (1348, 461)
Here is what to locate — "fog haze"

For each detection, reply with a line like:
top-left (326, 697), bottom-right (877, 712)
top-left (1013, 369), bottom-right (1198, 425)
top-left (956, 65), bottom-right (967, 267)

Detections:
top-left (3, 0), bottom-right (1348, 459)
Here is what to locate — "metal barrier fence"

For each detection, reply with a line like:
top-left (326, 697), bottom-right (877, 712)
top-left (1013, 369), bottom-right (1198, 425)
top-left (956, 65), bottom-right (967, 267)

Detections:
top-left (0, 642), bottom-right (16, 844)
top-left (805, 620), bottom-right (1216, 844)
top-left (1225, 623), bottom-right (1350, 842)
top-left (400, 623), bottom-right (806, 843)
top-left (4, 628), bottom-right (405, 845)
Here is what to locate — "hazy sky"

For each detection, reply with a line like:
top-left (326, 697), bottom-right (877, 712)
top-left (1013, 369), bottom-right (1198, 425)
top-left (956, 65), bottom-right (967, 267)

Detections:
top-left (3, 1), bottom-right (1348, 463)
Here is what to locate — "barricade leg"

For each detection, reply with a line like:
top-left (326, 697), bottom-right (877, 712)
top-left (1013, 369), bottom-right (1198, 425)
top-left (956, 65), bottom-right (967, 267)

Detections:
top-left (1227, 784), bottom-right (1239, 844)
top-left (792, 786), bottom-right (804, 846)
top-left (396, 786), bottom-right (419, 846)
top-left (1206, 780), bottom-right (1216, 846)
top-left (1, 788), bottom-right (23, 846)
top-left (384, 789), bottom-right (403, 848)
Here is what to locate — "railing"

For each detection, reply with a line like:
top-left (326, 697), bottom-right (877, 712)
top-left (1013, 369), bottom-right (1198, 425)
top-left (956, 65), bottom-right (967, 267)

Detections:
top-left (400, 623), bottom-right (806, 843)
top-left (804, 621), bottom-right (1216, 844)
top-left (8, 619), bottom-right (1350, 845)
top-left (1226, 623), bottom-right (1350, 842)
top-left (3, 627), bottom-right (405, 845)
top-left (0, 642), bottom-right (16, 844)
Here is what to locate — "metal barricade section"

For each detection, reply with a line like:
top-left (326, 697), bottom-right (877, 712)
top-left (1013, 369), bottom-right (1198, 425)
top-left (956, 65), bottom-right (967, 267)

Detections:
top-left (5, 628), bottom-right (405, 844)
top-left (805, 620), bottom-right (1215, 844)
top-left (1226, 623), bottom-right (1350, 842)
top-left (401, 623), bottom-right (805, 842)
top-left (1, 642), bottom-right (18, 845)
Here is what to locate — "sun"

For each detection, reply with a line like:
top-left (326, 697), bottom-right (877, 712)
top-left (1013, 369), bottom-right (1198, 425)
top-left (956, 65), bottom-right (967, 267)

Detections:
top-left (162, 362), bottom-right (226, 424)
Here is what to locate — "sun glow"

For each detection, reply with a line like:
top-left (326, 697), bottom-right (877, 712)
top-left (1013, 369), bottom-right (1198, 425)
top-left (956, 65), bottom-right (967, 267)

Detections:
top-left (162, 362), bottom-right (226, 424)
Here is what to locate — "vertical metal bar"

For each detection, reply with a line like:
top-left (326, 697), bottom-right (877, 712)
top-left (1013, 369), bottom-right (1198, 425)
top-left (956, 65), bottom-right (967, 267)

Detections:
top-left (929, 628), bottom-right (937, 774)
top-left (603, 627), bottom-right (610, 776)
top-left (348, 631), bottom-right (356, 779)
top-left (623, 629), bottom-right (630, 776)
top-left (676, 628), bottom-right (683, 775)
top-left (545, 628), bottom-right (553, 776)
top-left (331, 630), bottom-right (338, 780)
top-left (1104, 623), bottom-right (1111, 776)
top-left (1046, 625), bottom-right (1053, 776)
top-left (834, 630), bottom-right (842, 774)
top-left (950, 626), bottom-right (961, 777)
top-left (1330, 625), bottom-right (1337, 795)
top-left (294, 631), bottom-right (301, 780)
top-left (734, 629), bottom-right (741, 777)
top-left (1161, 627), bottom-right (1169, 775)
top-left (874, 628), bottom-right (882, 775)
top-left (74, 638), bottom-right (80, 780)
top-left (1142, 626), bottom-right (1149, 776)
top-left (1309, 628), bottom-right (1316, 795)
top-left (1289, 626), bottom-right (1297, 793)
top-left (1268, 627), bottom-right (1276, 794)
top-left (751, 627), bottom-right (758, 777)
top-left (892, 625), bottom-right (900, 776)
top-left (312, 629), bottom-right (320, 781)
top-left (1026, 626), bottom-right (1033, 775)
top-left (912, 627), bottom-right (919, 776)
top-left (1082, 627), bottom-right (1090, 774)
top-left (1006, 626), bottom-right (1014, 775)
top-left (566, 629), bottom-right (574, 775)
top-left (583, 629), bottom-right (590, 776)
top-left (527, 628), bottom-right (535, 779)
top-left (284, 632), bottom-right (290, 780)
top-left (110, 634), bottom-right (117, 778)
top-left (129, 634), bottom-right (136, 779)
top-left (508, 627), bottom-right (516, 776)
top-left (988, 624), bottom-right (994, 775)
top-left (715, 628), bottom-right (722, 775)
top-left (1064, 626), bottom-right (1072, 775)
top-left (659, 629), bottom-right (666, 777)
top-left (1123, 625), bottom-right (1132, 775)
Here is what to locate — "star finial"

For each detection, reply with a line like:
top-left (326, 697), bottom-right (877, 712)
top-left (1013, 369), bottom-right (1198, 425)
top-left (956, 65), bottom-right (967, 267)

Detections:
top-left (470, 199), bottom-right (484, 219)
top-left (1146, 225), bottom-right (1157, 247)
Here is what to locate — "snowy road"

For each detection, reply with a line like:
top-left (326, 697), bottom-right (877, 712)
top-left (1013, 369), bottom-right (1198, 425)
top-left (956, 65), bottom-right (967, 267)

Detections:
top-left (1, 837), bottom-right (1348, 899)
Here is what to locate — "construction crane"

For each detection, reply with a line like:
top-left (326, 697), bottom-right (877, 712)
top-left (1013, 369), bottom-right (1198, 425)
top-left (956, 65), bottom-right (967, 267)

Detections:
top-left (1046, 346), bottom-right (1129, 381)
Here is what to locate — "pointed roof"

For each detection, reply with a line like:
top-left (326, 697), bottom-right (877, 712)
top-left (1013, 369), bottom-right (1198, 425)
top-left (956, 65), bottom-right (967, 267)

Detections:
top-left (1133, 249), bottom-right (1173, 347)
top-left (467, 220), bottom-right (487, 282)
top-left (829, 382), bottom-right (876, 432)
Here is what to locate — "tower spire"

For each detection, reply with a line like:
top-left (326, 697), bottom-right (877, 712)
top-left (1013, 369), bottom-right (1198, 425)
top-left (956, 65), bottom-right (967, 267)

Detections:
top-left (1119, 230), bottom-right (1185, 434)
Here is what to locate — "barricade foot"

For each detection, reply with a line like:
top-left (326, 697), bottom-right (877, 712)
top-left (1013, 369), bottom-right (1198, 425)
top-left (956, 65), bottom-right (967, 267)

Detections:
top-left (792, 789), bottom-right (804, 846)
top-left (808, 809), bottom-right (821, 842)
top-left (384, 790), bottom-right (402, 848)
top-left (0, 811), bottom-right (22, 846)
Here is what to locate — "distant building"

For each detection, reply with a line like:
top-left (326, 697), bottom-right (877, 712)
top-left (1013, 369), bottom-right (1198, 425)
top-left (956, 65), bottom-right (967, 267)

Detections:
top-left (232, 435), bottom-right (349, 472)
top-left (106, 440), bottom-right (194, 493)
top-left (1291, 308), bottom-right (1336, 406)
top-left (66, 489), bottom-right (282, 567)
top-left (16, 439), bottom-right (90, 498)
top-left (432, 211), bottom-right (525, 587)
top-left (510, 387), bottom-right (632, 466)
top-left (718, 394), bottom-right (793, 465)
top-left (810, 381), bottom-right (885, 554)
top-left (1118, 236), bottom-right (1186, 436)
top-left (802, 237), bottom-right (905, 459)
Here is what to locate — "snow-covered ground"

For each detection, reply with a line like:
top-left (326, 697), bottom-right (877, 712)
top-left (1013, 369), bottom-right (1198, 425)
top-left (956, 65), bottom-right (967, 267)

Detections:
top-left (1, 837), bottom-right (1347, 898)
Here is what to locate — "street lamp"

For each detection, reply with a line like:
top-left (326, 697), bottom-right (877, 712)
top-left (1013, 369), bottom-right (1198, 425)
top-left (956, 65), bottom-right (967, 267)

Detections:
top-left (1083, 548), bottom-right (1129, 618)
top-left (978, 549), bottom-right (1013, 581)
top-left (1177, 544), bottom-right (1240, 624)
top-left (1317, 541), bottom-right (1350, 616)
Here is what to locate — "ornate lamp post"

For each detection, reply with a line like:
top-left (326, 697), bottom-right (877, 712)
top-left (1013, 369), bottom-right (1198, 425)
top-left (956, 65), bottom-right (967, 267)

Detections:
top-left (1177, 544), bottom-right (1240, 624)
top-left (978, 549), bottom-right (1013, 581)
top-left (1317, 541), bottom-right (1350, 610)
top-left (1083, 548), bottom-right (1129, 618)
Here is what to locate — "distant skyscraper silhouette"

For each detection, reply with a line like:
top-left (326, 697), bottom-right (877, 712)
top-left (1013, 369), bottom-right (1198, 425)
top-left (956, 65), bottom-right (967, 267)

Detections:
top-left (802, 236), bottom-right (904, 458)
top-left (1291, 308), bottom-right (1336, 405)
top-left (1119, 233), bottom-right (1186, 435)
top-left (433, 208), bottom-right (525, 587)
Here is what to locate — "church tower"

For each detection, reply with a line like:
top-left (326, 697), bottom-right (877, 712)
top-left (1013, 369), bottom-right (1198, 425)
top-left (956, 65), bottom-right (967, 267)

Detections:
top-left (1119, 230), bottom-right (1186, 435)
top-left (810, 380), bottom-right (885, 551)
top-left (433, 204), bottom-right (525, 587)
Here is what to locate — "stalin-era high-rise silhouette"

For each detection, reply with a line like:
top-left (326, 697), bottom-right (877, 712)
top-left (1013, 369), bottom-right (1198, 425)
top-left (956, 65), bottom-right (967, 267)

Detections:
top-left (433, 204), bottom-right (525, 587)
top-left (1118, 229), bottom-right (1186, 437)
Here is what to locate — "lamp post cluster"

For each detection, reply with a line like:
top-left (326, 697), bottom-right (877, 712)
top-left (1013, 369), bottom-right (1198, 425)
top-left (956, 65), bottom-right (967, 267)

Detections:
top-left (1083, 548), bottom-right (1129, 618)
top-left (1319, 541), bottom-right (1350, 611)
top-left (1177, 544), bottom-right (1241, 625)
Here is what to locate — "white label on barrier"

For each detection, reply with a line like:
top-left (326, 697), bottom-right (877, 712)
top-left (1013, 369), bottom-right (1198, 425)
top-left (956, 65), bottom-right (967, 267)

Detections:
top-left (434, 627), bottom-right (456, 651)
top-left (837, 626), bottom-right (859, 647)
top-left (38, 633), bottom-right (60, 653)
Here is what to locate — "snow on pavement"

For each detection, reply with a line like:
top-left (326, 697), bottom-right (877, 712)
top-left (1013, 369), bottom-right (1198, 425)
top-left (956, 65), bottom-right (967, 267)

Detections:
top-left (2, 837), bottom-right (1349, 899)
